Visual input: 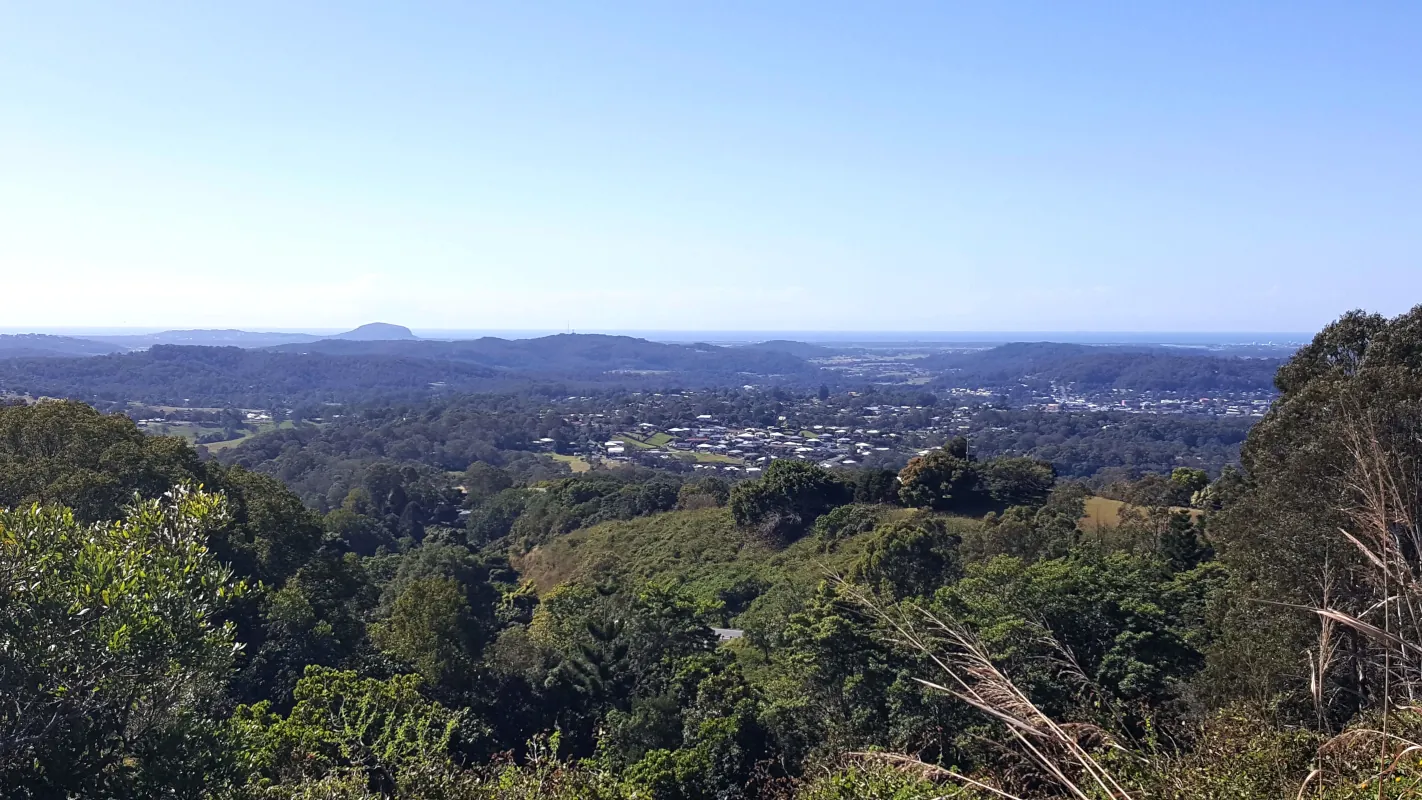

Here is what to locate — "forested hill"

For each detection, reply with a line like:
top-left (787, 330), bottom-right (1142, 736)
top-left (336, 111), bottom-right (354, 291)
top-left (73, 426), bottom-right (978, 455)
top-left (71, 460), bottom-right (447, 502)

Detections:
top-left (0, 333), bottom-right (128, 359)
top-left (0, 334), bottom-right (822, 407)
top-left (266, 333), bottom-right (815, 377)
top-left (0, 346), bottom-right (505, 408)
top-left (736, 339), bottom-right (840, 358)
top-left (925, 341), bottom-right (1284, 391)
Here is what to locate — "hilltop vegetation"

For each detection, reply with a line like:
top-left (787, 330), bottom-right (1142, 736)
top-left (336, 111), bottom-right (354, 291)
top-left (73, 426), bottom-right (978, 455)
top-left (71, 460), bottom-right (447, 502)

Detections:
top-left (0, 334), bottom-right (823, 407)
top-left (516, 504), bottom-right (938, 609)
top-left (926, 341), bottom-right (1283, 391)
top-left (0, 331), bottom-right (1285, 409)
top-left (0, 332), bottom-right (127, 358)
top-left (0, 345), bottom-right (505, 407)
top-left (0, 322), bottom-right (423, 357)
top-left (266, 333), bottom-right (816, 378)
top-left (967, 408), bottom-right (1254, 478)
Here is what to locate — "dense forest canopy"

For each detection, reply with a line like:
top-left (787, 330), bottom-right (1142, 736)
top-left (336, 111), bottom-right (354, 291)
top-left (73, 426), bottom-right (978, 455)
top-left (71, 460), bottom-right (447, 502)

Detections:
top-left (266, 334), bottom-right (815, 376)
top-left (925, 341), bottom-right (1284, 391)
top-left (17, 311), bottom-right (1422, 799)
top-left (0, 345), bottom-right (507, 407)
top-left (967, 409), bottom-right (1254, 478)
top-left (0, 333), bottom-right (128, 358)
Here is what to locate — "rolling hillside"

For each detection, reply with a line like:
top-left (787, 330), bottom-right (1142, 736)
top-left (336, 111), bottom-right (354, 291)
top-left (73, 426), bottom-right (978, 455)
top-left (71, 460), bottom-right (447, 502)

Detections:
top-left (0, 334), bottom-right (128, 359)
top-left (925, 341), bottom-right (1283, 391)
top-left (268, 333), bottom-right (816, 377)
top-left (0, 333), bottom-right (823, 408)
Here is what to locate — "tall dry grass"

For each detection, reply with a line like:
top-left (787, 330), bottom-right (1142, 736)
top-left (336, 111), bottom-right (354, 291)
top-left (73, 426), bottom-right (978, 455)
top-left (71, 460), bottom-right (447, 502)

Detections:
top-left (837, 580), bottom-right (1132, 800)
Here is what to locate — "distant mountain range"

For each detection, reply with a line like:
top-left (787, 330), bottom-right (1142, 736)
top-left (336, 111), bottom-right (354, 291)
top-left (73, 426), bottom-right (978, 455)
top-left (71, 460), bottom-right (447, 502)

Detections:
top-left (0, 334), bottom-right (129, 359)
top-left (0, 328), bottom-right (1287, 408)
top-left (3, 323), bottom-right (420, 357)
top-left (738, 339), bottom-right (840, 359)
top-left (86, 329), bottom-right (321, 349)
top-left (266, 333), bottom-right (810, 376)
top-left (0, 332), bottom-right (822, 407)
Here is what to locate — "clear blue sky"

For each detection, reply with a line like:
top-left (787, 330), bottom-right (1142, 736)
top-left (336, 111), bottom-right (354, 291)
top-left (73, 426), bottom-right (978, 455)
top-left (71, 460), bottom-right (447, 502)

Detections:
top-left (1, 2), bottom-right (1418, 332)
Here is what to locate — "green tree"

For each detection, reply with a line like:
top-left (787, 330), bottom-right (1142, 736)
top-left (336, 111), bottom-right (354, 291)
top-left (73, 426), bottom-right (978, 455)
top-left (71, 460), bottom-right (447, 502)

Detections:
top-left (936, 552), bottom-right (1217, 728)
top-left (622, 666), bottom-right (768, 800)
top-left (0, 400), bottom-right (205, 522)
top-left (1191, 465), bottom-right (1246, 511)
top-left (462, 462), bottom-right (514, 505)
top-left (851, 515), bottom-right (963, 600)
top-left (729, 460), bottom-right (851, 546)
top-left (773, 583), bottom-right (961, 766)
top-left (324, 506), bottom-right (395, 556)
top-left (676, 477), bottom-right (730, 510)
top-left (811, 503), bottom-right (884, 551)
top-left (0, 487), bottom-right (245, 798)
top-left (1167, 467), bottom-right (1209, 507)
top-left (1159, 511), bottom-right (1207, 572)
top-left (466, 489), bottom-right (530, 546)
top-left (226, 667), bottom-right (465, 796)
top-left (981, 457), bottom-right (1056, 507)
top-left (207, 464), bottom-right (325, 586)
top-left (1206, 307), bottom-right (1422, 718)
top-left (232, 550), bottom-right (375, 709)
top-left (372, 577), bottom-right (482, 689)
top-left (897, 446), bottom-right (977, 511)
top-left (795, 763), bottom-right (942, 800)
top-left (967, 503), bottom-right (1077, 562)
top-left (850, 468), bottom-right (900, 505)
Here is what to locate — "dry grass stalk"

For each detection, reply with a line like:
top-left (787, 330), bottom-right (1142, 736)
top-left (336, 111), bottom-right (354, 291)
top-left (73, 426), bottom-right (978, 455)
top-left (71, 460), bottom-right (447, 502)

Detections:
top-left (847, 751), bottom-right (1025, 800)
top-left (835, 580), bottom-right (1133, 800)
top-left (1302, 397), bottom-right (1422, 795)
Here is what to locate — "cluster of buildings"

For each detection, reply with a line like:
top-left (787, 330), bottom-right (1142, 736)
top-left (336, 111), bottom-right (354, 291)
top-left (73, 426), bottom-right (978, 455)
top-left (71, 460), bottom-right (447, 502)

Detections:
top-left (592, 416), bottom-right (917, 474)
top-left (548, 383), bottom-right (1278, 478)
top-left (1029, 385), bottom-right (1274, 417)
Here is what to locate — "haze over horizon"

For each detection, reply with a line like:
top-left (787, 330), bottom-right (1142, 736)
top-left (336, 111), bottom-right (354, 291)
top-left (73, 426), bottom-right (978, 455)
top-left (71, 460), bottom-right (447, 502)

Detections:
top-left (0, 324), bottom-right (1314, 346)
top-left (3, 3), bottom-right (1419, 332)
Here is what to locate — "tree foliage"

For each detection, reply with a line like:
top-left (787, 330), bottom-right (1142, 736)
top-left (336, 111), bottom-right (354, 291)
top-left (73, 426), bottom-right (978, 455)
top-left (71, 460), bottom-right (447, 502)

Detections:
top-left (729, 460), bottom-right (852, 546)
top-left (226, 667), bottom-right (465, 796)
top-left (18, 309), bottom-right (1422, 798)
top-left (0, 487), bottom-right (244, 797)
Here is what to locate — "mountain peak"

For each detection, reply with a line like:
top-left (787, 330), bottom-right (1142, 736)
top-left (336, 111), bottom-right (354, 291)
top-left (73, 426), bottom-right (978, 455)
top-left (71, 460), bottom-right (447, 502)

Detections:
top-left (331, 322), bottom-right (416, 341)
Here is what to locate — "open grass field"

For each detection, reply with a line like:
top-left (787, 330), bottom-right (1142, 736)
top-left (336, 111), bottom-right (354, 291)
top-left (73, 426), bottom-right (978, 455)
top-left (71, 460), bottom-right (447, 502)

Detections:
top-left (684, 451), bottom-right (743, 464)
top-left (617, 432), bottom-right (677, 449)
top-left (130, 403), bottom-right (228, 414)
top-left (615, 433), bottom-right (656, 450)
top-left (550, 453), bottom-right (593, 473)
top-left (139, 421), bottom-right (227, 443)
top-left (199, 433), bottom-right (256, 453)
top-left (192, 420), bottom-right (300, 452)
top-left (615, 431), bottom-right (745, 464)
top-left (1081, 495), bottom-right (1202, 530)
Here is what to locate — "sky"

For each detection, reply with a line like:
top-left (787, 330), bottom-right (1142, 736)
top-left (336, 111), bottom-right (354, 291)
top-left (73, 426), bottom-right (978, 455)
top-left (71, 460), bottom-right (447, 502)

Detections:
top-left (0, 2), bottom-right (1419, 333)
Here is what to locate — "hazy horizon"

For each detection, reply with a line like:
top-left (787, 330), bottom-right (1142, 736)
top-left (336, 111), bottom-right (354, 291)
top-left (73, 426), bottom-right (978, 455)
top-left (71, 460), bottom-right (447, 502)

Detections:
top-left (0, 324), bottom-right (1314, 347)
